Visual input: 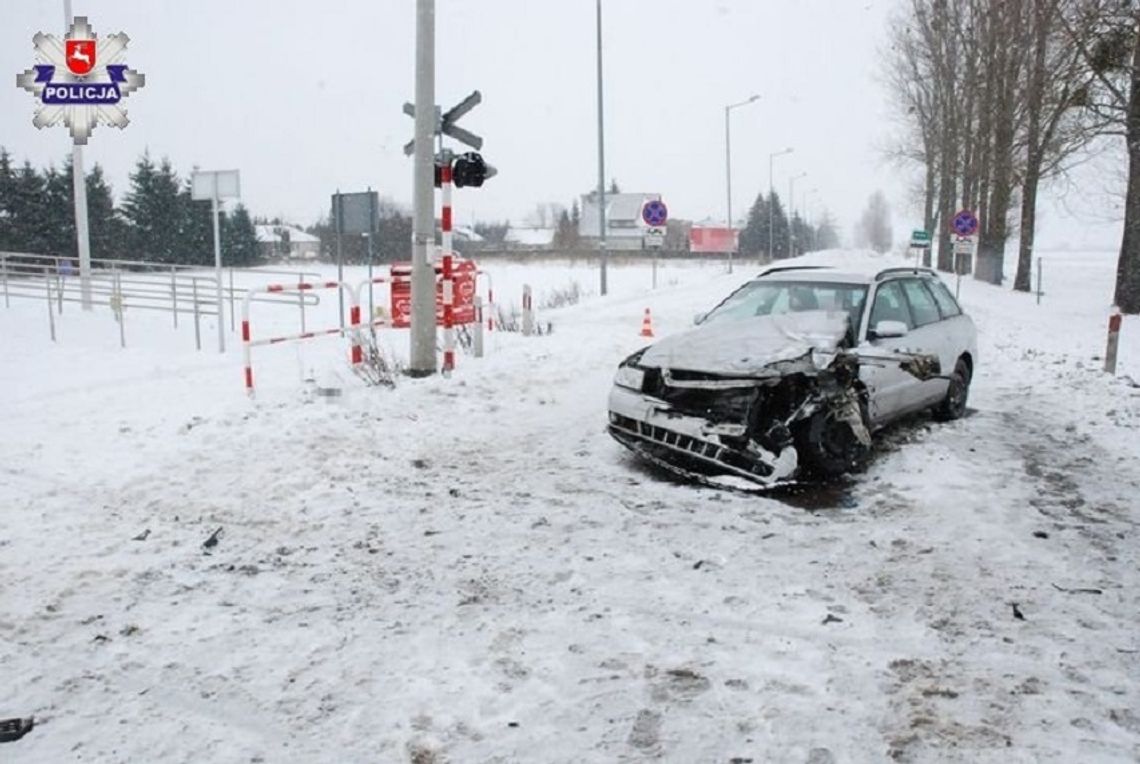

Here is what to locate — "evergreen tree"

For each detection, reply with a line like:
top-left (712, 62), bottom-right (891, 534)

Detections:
top-left (41, 162), bottom-right (77, 259)
top-left (9, 161), bottom-right (50, 255)
top-left (790, 213), bottom-right (815, 256)
top-left (81, 163), bottom-right (123, 260)
top-left (554, 208), bottom-right (574, 248)
top-left (121, 153), bottom-right (184, 263)
top-left (815, 210), bottom-right (841, 250)
top-left (739, 191), bottom-right (769, 257)
top-left (223, 204), bottom-right (260, 266)
top-left (178, 176), bottom-right (214, 266)
top-left (768, 192), bottom-right (790, 258)
top-left (570, 198), bottom-right (581, 239)
top-left (0, 148), bottom-right (14, 251)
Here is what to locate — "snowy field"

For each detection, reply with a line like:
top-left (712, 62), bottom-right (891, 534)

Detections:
top-left (2, 249), bottom-right (1138, 762)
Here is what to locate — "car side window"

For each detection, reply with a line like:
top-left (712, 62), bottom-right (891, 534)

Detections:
top-left (869, 281), bottom-right (913, 333)
top-left (901, 279), bottom-right (941, 327)
top-left (926, 278), bottom-right (962, 318)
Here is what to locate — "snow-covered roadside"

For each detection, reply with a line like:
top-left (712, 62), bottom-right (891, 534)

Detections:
top-left (2, 250), bottom-right (1137, 762)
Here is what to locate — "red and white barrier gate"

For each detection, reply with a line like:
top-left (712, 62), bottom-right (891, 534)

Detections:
top-left (241, 279), bottom-right (362, 395)
top-left (241, 266), bottom-right (496, 392)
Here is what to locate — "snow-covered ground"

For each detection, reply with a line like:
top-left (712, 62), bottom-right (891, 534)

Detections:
top-left (2, 250), bottom-right (1138, 762)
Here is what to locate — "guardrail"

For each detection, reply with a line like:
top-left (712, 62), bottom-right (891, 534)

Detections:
top-left (1, 252), bottom-right (322, 350)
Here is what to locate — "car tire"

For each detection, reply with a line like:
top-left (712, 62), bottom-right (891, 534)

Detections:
top-left (934, 358), bottom-right (971, 421)
top-left (795, 398), bottom-right (871, 478)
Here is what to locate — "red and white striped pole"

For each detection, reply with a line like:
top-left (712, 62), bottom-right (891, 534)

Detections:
top-left (1105, 306), bottom-right (1122, 375)
top-left (242, 316), bottom-right (253, 393)
top-left (487, 281), bottom-right (494, 332)
top-left (350, 302), bottom-right (363, 365)
top-left (441, 162), bottom-right (456, 372)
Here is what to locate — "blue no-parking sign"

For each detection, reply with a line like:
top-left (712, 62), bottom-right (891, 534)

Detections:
top-left (642, 199), bottom-right (668, 228)
top-left (952, 209), bottom-right (979, 237)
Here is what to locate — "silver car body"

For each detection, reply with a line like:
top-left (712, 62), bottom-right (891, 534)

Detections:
top-left (607, 265), bottom-right (978, 485)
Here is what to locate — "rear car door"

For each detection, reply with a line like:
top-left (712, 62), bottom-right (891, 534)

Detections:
top-left (925, 277), bottom-right (974, 365)
top-left (899, 278), bottom-right (952, 408)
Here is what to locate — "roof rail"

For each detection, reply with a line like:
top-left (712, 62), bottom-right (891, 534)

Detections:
top-left (756, 265), bottom-right (831, 277)
top-left (874, 266), bottom-right (937, 281)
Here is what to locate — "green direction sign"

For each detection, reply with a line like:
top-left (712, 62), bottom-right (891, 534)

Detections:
top-left (910, 229), bottom-right (932, 248)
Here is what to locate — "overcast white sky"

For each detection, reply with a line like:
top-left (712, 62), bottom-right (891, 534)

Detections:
top-left (1, 1), bottom-right (1124, 248)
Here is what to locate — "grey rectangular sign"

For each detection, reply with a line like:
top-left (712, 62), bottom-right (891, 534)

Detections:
top-left (331, 191), bottom-right (378, 235)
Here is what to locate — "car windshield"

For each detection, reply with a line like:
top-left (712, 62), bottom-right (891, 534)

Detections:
top-left (703, 280), bottom-right (868, 338)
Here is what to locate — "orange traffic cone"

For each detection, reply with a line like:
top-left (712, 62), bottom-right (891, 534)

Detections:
top-left (639, 308), bottom-right (655, 338)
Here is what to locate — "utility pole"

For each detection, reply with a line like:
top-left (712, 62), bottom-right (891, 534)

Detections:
top-left (409, 0), bottom-right (437, 376)
top-left (596, 0), bottom-right (607, 296)
top-left (768, 147), bottom-right (792, 260)
top-left (63, 0), bottom-right (92, 310)
top-left (724, 95), bottom-right (759, 274)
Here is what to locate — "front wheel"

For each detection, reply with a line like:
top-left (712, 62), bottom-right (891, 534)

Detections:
top-left (934, 358), bottom-right (971, 421)
top-left (795, 398), bottom-right (871, 478)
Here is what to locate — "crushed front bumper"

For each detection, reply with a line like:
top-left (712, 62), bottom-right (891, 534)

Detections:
top-left (607, 384), bottom-right (797, 486)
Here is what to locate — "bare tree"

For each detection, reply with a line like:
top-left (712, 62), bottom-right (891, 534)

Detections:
top-left (857, 191), bottom-right (894, 253)
top-left (1062, 0), bottom-right (1139, 311)
top-left (1014, 0), bottom-right (1114, 291)
top-left (882, 0), bottom-right (1111, 289)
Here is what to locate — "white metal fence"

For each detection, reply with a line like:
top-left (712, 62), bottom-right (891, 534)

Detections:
top-left (0, 251), bottom-right (322, 350)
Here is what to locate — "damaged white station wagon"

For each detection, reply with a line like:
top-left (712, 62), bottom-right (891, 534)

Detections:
top-left (607, 265), bottom-right (978, 487)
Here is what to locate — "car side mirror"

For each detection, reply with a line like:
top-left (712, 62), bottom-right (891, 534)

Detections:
top-left (870, 319), bottom-right (908, 339)
top-left (693, 312), bottom-right (707, 326)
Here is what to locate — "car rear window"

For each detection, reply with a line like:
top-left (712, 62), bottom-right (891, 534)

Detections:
top-left (901, 279), bottom-right (941, 327)
top-left (926, 278), bottom-right (962, 318)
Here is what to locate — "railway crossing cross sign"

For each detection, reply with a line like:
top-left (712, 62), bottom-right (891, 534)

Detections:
top-left (403, 90), bottom-right (484, 156)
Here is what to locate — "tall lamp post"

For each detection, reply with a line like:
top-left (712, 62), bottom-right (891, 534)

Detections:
top-left (768, 147), bottom-right (793, 259)
top-left (595, 0), bottom-right (607, 296)
top-left (63, 0), bottom-right (92, 310)
top-left (724, 94), bottom-right (759, 274)
top-left (788, 171), bottom-right (807, 258)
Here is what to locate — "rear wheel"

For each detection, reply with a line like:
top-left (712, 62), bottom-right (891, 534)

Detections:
top-left (934, 358), bottom-right (971, 421)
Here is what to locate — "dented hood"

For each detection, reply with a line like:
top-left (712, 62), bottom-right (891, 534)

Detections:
top-left (639, 310), bottom-right (851, 376)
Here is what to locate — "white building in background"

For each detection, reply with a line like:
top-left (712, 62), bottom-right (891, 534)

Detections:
top-left (504, 226), bottom-right (556, 248)
top-left (255, 224), bottom-right (320, 261)
top-left (578, 191), bottom-right (663, 251)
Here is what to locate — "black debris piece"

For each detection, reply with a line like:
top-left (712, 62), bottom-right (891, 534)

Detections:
top-left (0, 717), bottom-right (34, 743)
top-left (202, 527), bottom-right (223, 552)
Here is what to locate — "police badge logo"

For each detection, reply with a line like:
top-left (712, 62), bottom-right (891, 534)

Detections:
top-left (16, 16), bottom-right (145, 145)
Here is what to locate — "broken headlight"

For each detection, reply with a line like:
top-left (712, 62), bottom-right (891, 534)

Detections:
top-left (614, 364), bottom-right (646, 391)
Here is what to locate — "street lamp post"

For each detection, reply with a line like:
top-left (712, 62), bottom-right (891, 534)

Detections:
top-left (724, 94), bottom-right (759, 274)
top-left (788, 172), bottom-right (807, 258)
top-left (768, 147), bottom-right (793, 260)
top-left (63, 0), bottom-right (92, 310)
top-left (595, 0), bottom-right (607, 296)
